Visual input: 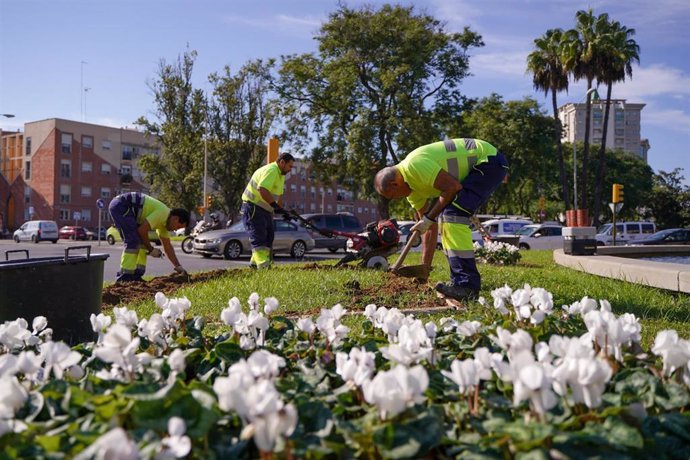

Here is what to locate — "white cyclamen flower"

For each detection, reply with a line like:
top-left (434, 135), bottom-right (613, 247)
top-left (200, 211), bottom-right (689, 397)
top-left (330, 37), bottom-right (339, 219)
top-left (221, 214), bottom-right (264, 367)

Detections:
top-left (168, 349), bottom-right (186, 374)
top-left (264, 297), bottom-right (279, 316)
top-left (442, 358), bottom-right (481, 395)
top-left (651, 330), bottom-right (690, 376)
top-left (296, 317), bottom-right (315, 335)
top-left (336, 347), bottom-right (376, 387)
top-left (113, 307), bottom-right (139, 328)
top-left (32, 316), bottom-right (48, 335)
top-left (363, 365), bottom-right (428, 419)
top-left (74, 427), bottom-right (139, 460)
top-left (39, 341), bottom-right (82, 380)
top-left (0, 376), bottom-right (28, 419)
top-left (509, 350), bottom-right (557, 415)
top-left (158, 416), bottom-right (192, 459)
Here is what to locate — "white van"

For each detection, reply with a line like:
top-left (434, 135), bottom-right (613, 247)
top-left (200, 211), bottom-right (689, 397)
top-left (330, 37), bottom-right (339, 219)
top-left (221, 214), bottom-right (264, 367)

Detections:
top-left (13, 220), bottom-right (59, 243)
top-left (595, 221), bottom-right (656, 246)
top-left (472, 218), bottom-right (533, 241)
top-left (516, 223), bottom-right (564, 250)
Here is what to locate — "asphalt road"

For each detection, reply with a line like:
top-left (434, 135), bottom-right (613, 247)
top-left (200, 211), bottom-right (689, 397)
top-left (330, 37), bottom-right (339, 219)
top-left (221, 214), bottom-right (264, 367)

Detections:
top-left (0, 238), bottom-right (343, 282)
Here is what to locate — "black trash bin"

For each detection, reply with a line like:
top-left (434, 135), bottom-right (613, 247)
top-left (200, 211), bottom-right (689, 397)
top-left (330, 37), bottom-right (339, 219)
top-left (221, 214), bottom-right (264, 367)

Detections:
top-left (0, 246), bottom-right (109, 345)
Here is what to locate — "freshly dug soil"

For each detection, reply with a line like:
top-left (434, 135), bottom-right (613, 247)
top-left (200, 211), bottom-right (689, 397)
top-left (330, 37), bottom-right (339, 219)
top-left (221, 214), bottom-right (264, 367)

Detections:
top-left (101, 269), bottom-right (241, 307)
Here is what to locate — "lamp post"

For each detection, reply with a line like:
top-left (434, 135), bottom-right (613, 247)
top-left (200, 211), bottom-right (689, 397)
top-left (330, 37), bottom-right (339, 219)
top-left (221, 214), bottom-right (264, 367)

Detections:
top-left (203, 117), bottom-right (209, 221)
top-left (572, 87), bottom-right (599, 210)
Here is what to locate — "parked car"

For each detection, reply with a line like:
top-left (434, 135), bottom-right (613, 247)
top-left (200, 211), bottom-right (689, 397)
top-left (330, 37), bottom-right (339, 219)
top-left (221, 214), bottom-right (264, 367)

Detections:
top-left (300, 213), bottom-right (363, 252)
top-left (13, 220), bottom-right (59, 243)
top-left (85, 227), bottom-right (107, 241)
top-left (106, 225), bottom-right (162, 245)
top-left (516, 223), bottom-right (564, 250)
top-left (192, 219), bottom-right (315, 260)
top-left (630, 228), bottom-right (690, 245)
top-left (470, 218), bottom-right (532, 242)
top-left (58, 226), bottom-right (88, 241)
top-left (595, 221), bottom-right (656, 246)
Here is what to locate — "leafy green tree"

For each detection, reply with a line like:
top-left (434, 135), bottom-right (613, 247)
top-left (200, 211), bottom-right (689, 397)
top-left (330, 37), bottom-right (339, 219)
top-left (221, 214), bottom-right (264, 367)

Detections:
top-left (136, 49), bottom-right (206, 212)
top-left (591, 20), bottom-right (640, 225)
top-left (527, 28), bottom-right (571, 210)
top-left (459, 95), bottom-right (556, 217)
top-left (643, 169), bottom-right (690, 228)
top-left (206, 60), bottom-right (277, 220)
top-left (273, 4), bottom-right (483, 218)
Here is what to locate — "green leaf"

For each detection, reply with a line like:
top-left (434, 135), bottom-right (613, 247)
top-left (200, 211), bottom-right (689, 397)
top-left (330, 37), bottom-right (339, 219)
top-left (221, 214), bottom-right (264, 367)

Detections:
top-left (213, 340), bottom-right (245, 364)
top-left (373, 409), bottom-right (443, 459)
top-left (602, 417), bottom-right (643, 449)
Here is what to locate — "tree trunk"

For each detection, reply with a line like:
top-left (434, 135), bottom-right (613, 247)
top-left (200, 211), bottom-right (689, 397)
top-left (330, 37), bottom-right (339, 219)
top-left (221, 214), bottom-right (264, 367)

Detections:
top-left (592, 83), bottom-right (613, 227)
top-left (552, 90), bottom-right (570, 210)
top-left (581, 79), bottom-right (593, 211)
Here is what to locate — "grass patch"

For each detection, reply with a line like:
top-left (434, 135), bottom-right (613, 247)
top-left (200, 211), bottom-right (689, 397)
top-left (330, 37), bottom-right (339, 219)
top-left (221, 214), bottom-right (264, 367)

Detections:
top-left (119, 250), bottom-right (690, 348)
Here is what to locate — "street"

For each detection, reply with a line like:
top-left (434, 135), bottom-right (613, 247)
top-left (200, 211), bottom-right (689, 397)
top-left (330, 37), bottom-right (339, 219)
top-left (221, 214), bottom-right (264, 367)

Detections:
top-left (0, 238), bottom-right (343, 282)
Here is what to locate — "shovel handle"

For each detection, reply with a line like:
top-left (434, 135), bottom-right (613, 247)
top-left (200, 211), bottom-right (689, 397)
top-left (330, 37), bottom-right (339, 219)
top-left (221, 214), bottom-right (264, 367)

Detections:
top-left (391, 230), bottom-right (420, 272)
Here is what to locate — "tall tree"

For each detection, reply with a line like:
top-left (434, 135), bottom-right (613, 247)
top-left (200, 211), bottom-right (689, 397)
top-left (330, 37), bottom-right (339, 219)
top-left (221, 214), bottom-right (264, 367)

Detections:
top-left (591, 20), bottom-right (640, 226)
top-left (562, 9), bottom-right (609, 211)
top-left (136, 49), bottom-right (206, 212)
top-left (206, 60), bottom-right (277, 220)
top-left (644, 168), bottom-right (690, 228)
top-left (273, 4), bottom-right (483, 218)
top-left (527, 28), bottom-right (571, 210)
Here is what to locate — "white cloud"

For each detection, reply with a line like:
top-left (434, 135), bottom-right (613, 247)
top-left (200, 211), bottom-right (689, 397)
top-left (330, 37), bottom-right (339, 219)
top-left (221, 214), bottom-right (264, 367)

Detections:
top-left (431, 0), bottom-right (483, 27)
top-left (471, 51), bottom-right (530, 77)
top-left (222, 13), bottom-right (322, 32)
top-left (644, 107), bottom-right (690, 133)
top-left (612, 64), bottom-right (690, 99)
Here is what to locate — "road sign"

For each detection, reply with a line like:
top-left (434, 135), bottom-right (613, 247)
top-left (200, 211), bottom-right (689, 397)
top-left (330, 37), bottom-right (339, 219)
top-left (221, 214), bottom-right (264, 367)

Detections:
top-left (608, 202), bottom-right (623, 213)
top-left (96, 198), bottom-right (105, 209)
top-left (73, 211), bottom-right (81, 220)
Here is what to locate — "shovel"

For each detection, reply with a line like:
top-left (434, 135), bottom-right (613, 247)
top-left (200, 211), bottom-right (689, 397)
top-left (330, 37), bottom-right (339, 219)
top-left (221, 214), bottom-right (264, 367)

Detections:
top-left (389, 230), bottom-right (430, 280)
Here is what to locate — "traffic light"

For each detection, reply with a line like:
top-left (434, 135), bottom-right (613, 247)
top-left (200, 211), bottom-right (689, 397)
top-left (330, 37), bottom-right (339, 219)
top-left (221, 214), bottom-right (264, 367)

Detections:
top-left (205, 195), bottom-right (212, 208)
top-left (612, 183), bottom-right (624, 203)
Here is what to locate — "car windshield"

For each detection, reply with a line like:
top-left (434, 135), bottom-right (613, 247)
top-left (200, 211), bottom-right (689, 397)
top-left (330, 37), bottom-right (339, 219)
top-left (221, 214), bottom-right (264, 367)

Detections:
top-left (648, 229), bottom-right (676, 238)
top-left (597, 224), bottom-right (612, 234)
top-left (228, 222), bottom-right (245, 232)
top-left (516, 226), bottom-right (537, 236)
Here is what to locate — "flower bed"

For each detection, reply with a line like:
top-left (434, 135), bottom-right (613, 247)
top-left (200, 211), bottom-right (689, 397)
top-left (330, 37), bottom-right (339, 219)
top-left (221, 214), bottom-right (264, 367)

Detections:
top-left (474, 240), bottom-right (521, 265)
top-left (1, 285), bottom-right (689, 458)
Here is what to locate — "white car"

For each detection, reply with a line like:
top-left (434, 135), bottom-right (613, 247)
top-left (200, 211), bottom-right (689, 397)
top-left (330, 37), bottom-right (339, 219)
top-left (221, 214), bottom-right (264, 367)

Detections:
top-left (516, 223), bottom-right (564, 250)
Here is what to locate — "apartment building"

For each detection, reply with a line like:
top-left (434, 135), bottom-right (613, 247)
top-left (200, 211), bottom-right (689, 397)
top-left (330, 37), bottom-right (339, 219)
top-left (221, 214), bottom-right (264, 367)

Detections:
top-left (281, 159), bottom-right (381, 225)
top-left (0, 118), bottom-right (158, 232)
top-left (558, 99), bottom-right (650, 162)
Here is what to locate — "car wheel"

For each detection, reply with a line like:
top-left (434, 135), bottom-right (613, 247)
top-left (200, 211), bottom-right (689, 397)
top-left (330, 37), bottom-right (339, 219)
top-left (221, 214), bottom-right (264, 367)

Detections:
top-left (181, 236), bottom-right (194, 254)
top-left (223, 240), bottom-right (242, 260)
top-left (328, 247), bottom-right (339, 253)
top-left (519, 243), bottom-right (530, 250)
top-left (201, 254), bottom-right (213, 259)
top-left (52, 240), bottom-right (58, 243)
top-left (107, 235), bottom-right (116, 245)
top-left (13, 235), bottom-right (19, 243)
top-left (291, 240), bottom-right (307, 258)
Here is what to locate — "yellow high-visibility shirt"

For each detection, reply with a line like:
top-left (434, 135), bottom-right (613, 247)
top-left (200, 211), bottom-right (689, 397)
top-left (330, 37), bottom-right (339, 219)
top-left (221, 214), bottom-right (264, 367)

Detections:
top-left (242, 162), bottom-right (285, 212)
top-left (140, 195), bottom-right (170, 238)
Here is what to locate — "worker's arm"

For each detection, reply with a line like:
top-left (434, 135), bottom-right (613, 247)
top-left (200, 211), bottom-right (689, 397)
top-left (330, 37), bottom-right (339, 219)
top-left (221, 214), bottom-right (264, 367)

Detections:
top-left (416, 203), bottom-right (438, 266)
top-left (137, 221), bottom-right (154, 253)
top-left (259, 187), bottom-right (277, 206)
top-left (161, 237), bottom-right (182, 269)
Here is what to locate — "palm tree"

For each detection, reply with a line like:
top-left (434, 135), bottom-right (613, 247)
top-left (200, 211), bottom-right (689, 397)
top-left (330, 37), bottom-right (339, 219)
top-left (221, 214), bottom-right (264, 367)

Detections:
top-left (527, 28), bottom-right (571, 209)
top-left (591, 21), bottom-right (640, 226)
top-left (562, 9), bottom-right (609, 212)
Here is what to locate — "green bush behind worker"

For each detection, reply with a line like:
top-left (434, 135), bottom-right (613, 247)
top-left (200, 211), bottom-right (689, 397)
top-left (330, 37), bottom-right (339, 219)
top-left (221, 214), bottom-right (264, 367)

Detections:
top-left (241, 153), bottom-right (295, 268)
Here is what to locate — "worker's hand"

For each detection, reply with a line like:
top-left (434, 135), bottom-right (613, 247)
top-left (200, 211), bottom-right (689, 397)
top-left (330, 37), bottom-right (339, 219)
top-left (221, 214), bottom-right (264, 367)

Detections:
top-left (320, 229), bottom-right (334, 238)
top-left (148, 248), bottom-right (163, 258)
top-left (173, 265), bottom-right (188, 276)
top-left (410, 215), bottom-right (435, 235)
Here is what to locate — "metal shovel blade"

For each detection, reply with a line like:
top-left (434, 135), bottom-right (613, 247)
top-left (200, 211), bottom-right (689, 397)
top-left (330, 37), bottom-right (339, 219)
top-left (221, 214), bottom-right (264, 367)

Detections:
top-left (392, 264), bottom-right (430, 280)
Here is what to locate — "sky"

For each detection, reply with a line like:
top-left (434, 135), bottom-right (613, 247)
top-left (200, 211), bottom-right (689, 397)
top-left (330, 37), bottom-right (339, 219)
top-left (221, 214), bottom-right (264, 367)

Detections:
top-left (1, 0), bottom-right (689, 179)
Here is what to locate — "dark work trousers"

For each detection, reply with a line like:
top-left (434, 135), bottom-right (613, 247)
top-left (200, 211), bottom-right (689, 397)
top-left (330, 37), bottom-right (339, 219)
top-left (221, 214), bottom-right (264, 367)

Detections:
top-left (241, 201), bottom-right (274, 267)
top-left (440, 152), bottom-right (509, 290)
top-left (109, 192), bottom-right (145, 282)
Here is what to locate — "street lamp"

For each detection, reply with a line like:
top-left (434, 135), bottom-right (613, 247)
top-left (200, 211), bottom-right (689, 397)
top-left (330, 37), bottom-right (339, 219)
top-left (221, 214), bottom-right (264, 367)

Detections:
top-left (573, 87), bottom-right (599, 210)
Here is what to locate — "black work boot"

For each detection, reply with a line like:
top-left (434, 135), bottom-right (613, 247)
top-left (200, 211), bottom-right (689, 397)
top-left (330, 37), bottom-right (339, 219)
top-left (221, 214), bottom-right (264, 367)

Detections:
top-left (435, 282), bottom-right (479, 301)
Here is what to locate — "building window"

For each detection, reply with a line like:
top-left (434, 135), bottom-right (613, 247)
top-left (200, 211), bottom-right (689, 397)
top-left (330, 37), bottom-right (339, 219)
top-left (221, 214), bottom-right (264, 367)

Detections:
top-left (61, 133), bottom-right (72, 153)
top-left (300, 185), bottom-right (306, 198)
top-left (615, 128), bottom-right (625, 136)
top-left (81, 186), bottom-right (92, 197)
top-left (290, 184), bottom-right (296, 193)
top-left (24, 186), bottom-right (30, 203)
top-left (101, 163), bottom-right (111, 175)
top-left (25, 137), bottom-right (31, 155)
top-left (81, 209), bottom-right (91, 221)
top-left (615, 138), bottom-right (624, 145)
top-left (60, 185), bottom-right (71, 204)
top-left (310, 186), bottom-right (315, 199)
top-left (310, 203), bottom-right (316, 211)
top-left (122, 146), bottom-right (134, 160)
top-left (120, 165), bottom-right (132, 175)
top-left (59, 209), bottom-right (70, 220)
top-left (60, 160), bottom-right (71, 178)
top-left (102, 140), bottom-right (112, 150)
top-left (24, 161), bottom-right (31, 180)
top-left (327, 188), bottom-right (333, 196)
top-left (101, 187), bottom-right (111, 199)
top-left (82, 135), bottom-right (93, 148)
top-left (593, 138), bottom-right (601, 144)
top-left (82, 161), bottom-right (92, 172)
top-left (327, 204), bottom-right (333, 212)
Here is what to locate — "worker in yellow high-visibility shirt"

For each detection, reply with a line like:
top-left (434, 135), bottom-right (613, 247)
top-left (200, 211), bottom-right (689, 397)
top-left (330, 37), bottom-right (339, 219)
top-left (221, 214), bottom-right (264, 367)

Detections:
top-left (375, 138), bottom-right (508, 302)
top-left (108, 192), bottom-right (190, 283)
top-left (241, 153), bottom-right (295, 268)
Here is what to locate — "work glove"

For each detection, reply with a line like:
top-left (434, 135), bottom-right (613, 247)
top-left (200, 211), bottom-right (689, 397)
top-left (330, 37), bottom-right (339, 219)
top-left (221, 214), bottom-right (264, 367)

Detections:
top-left (410, 215), bottom-right (435, 235)
top-left (320, 229), bottom-right (334, 238)
top-left (173, 265), bottom-right (188, 276)
top-left (148, 248), bottom-right (163, 258)
top-left (270, 202), bottom-right (290, 220)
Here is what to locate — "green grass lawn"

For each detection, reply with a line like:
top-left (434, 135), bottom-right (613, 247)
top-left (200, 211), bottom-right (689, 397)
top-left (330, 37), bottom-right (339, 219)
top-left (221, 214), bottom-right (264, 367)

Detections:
top-left (123, 249), bottom-right (690, 348)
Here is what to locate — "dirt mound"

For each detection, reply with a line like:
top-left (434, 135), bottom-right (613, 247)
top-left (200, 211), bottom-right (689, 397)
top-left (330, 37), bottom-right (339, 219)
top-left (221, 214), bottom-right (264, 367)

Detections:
top-left (101, 269), bottom-right (240, 307)
top-left (346, 273), bottom-right (448, 311)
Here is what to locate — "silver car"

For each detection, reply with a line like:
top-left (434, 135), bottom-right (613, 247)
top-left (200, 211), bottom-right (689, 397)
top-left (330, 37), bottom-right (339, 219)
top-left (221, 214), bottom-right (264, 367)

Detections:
top-left (192, 219), bottom-right (315, 260)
